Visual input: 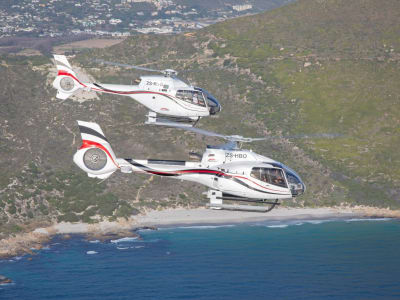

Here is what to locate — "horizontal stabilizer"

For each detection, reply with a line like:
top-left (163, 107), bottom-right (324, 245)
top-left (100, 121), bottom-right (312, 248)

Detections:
top-left (56, 90), bottom-right (73, 100)
top-left (88, 171), bottom-right (115, 179)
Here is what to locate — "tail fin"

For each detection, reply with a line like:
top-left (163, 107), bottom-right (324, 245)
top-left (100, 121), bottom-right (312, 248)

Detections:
top-left (73, 121), bottom-right (119, 179)
top-left (52, 55), bottom-right (85, 100)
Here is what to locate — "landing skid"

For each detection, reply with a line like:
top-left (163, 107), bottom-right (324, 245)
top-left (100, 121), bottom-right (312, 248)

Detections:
top-left (146, 112), bottom-right (199, 127)
top-left (205, 190), bottom-right (280, 213)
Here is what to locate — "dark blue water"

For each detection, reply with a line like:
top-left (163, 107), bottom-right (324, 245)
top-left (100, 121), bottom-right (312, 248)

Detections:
top-left (1, 219), bottom-right (400, 300)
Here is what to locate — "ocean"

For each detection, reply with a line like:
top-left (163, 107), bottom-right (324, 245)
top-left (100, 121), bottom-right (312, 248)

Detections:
top-left (1, 218), bottom-right (400, 299)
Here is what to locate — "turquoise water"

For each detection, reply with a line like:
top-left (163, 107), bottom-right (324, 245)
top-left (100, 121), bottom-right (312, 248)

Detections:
top-left (1, 218), bottom-right (400, 299)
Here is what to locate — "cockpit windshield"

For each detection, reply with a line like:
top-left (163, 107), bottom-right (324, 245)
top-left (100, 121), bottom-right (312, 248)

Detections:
top-left (267, 162), bottom-right (305, 196)
top-left (250, 167), bottom-right (287, 188)
top-left (176, 90), bottom-right (206, 107)
top-left (194, 87), bottom-right (221, 115)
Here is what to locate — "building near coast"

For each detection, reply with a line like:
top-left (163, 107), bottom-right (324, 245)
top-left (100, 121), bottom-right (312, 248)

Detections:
top-left (232, 4), bottom-right (252, 12)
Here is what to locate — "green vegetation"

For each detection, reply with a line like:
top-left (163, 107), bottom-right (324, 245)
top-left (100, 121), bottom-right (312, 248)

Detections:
top-left (201, 0), bottom-right (400, 207)
top-left (1, 0), bottom-right (399, 238)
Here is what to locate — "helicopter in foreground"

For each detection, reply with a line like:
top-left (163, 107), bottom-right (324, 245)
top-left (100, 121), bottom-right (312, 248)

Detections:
top-left (73, 121), bottom-right (306, 212)
top-left (52, 55), bottom-right (221, 126)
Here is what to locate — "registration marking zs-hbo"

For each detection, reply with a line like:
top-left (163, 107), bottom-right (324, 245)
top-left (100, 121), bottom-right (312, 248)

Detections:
top-left (225, 153), bottom-right (247, 159)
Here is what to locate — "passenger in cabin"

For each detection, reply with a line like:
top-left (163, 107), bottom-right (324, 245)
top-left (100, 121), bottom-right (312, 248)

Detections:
top-left (272, 169), bottom-right (284, 186)
top-left (260, 170), bottom-right (268, 183)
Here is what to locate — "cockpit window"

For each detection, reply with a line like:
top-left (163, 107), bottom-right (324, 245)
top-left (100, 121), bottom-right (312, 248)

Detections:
top-left (176, 90), bottom-right (206, 107)
top-left (250, 167), bottom-right (287, 188)
top-left (286, 173), bottom-right (301, 185)
top-left (266, 162), bottom-right (305, 196)
top-left (195, 87), bottom-right (221, 115)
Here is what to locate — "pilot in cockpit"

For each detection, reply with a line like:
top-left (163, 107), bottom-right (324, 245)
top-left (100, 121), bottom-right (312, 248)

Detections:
top-left (193, 93), bottom-right (199, 105)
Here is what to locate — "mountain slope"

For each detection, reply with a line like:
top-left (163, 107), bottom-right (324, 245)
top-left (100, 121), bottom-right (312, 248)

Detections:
top-left (1, 0), bottom-right (399, 236)
top-left (204, 0), bottom-right (400, 203)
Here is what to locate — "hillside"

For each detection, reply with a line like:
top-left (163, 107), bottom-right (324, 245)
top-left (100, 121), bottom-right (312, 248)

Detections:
top-left (0, 0), bottom-right (399, 237)
top-left (205, 0), bottom-right (400, 203)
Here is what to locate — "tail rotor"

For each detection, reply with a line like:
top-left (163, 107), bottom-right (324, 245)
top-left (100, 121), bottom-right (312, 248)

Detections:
top-left (53, 55), bottom-right (85, 100)
top-left (73, 121), bottom-right (119, 179)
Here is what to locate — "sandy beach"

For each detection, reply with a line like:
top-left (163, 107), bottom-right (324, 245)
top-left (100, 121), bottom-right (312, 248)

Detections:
top-left (135, 207), bottom-right (356, 227)
top-left (1, 205), bottom-right (398, 259)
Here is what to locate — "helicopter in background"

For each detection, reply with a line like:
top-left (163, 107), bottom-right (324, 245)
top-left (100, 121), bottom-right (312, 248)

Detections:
top-left (72, 120), bottom-right (306, 212)
top-left (52, 55), bottom-right (222, 126)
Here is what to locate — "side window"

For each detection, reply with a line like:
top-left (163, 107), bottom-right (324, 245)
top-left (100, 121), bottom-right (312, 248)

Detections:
top-left (250, 167), bottom-right (261, 180)
top-left (176, 90), bottom-right (206, 107)
top-left (265, 168), bottom-right (287, 187)
top-left (251, 168), bottom-right (287, 187)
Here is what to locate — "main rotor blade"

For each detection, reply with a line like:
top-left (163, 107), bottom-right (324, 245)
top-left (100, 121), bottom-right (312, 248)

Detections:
top-left (151, 120), bottom-right (263, 143)
top-left (93, 59), bottom-right (162, 73)
top-left (148, 119), bottom-right (342, 143)
top-left (166, 122), bottom-right (228, 139)
top-left (264, 133), bottom-right (344, 140)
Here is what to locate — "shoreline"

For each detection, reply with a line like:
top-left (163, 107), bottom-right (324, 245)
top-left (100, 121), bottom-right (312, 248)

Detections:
top-left (1, 206), bottom-right (399, 259)
top-left (134, 207), bottom-right (357, 227)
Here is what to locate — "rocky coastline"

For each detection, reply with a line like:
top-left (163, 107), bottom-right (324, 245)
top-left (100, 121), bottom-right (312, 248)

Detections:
top-left (0, 206), bottom-right (399, 260)
top-left (0, 218), bottom-right (152, 259)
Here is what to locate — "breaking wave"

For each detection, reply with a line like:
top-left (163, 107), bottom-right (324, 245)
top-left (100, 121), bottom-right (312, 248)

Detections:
top-left (267, 224), bottom-right (289, 228)
top-left (252, 217), bottom-right (392, 229)
top-left (161, 224), bottom-right (236, 230)
top-left (346, 218), bottom-right (392, 222)
top-left (110, 237), bottom-right (139, 244)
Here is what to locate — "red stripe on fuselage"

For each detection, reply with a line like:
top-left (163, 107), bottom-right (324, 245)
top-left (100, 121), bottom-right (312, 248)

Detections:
top-left (178, 169), bottom-right (224, 175)
top-left (232, 175), bottom-right (287, 193)
top-left (58, 72), bottom-right (206, 113)
top-left (143, 167), bottom-right (287, 194)
top-left (58, 72), bottom-right (171, 97)
top-left (179, 170), bottom-right (286, 193)
top-left (80, 140), bottom-right (119, 168)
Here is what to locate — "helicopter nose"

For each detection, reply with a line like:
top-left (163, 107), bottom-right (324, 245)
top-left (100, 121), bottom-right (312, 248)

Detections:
top-left (284, 170), bottom-right (305, 197)
top-left (207, 94), bottom-right (221, 115)
top-left (291, 180), bottom-right (305, 197)
top-left (210, 102), bottom-right (222, 115)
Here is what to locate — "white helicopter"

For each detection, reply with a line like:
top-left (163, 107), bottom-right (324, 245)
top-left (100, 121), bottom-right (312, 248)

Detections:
top-left (52, 55), bottom-right (221, 126)
top-left (73, 121), bottom-right (306, 212)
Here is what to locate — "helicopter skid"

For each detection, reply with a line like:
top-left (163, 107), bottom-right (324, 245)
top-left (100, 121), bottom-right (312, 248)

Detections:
top-left (206, 190), bottom-right (280, 212)
top-left (206, 203), bottom-right (279, 213)
top-left (146, 112), bottom-right (199, 127)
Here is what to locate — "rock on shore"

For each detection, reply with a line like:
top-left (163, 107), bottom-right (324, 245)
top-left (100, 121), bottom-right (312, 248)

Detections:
top-left (0, 231), bottom-right (51, 259)
top-left (0, 218), bottom-right (142, 259)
